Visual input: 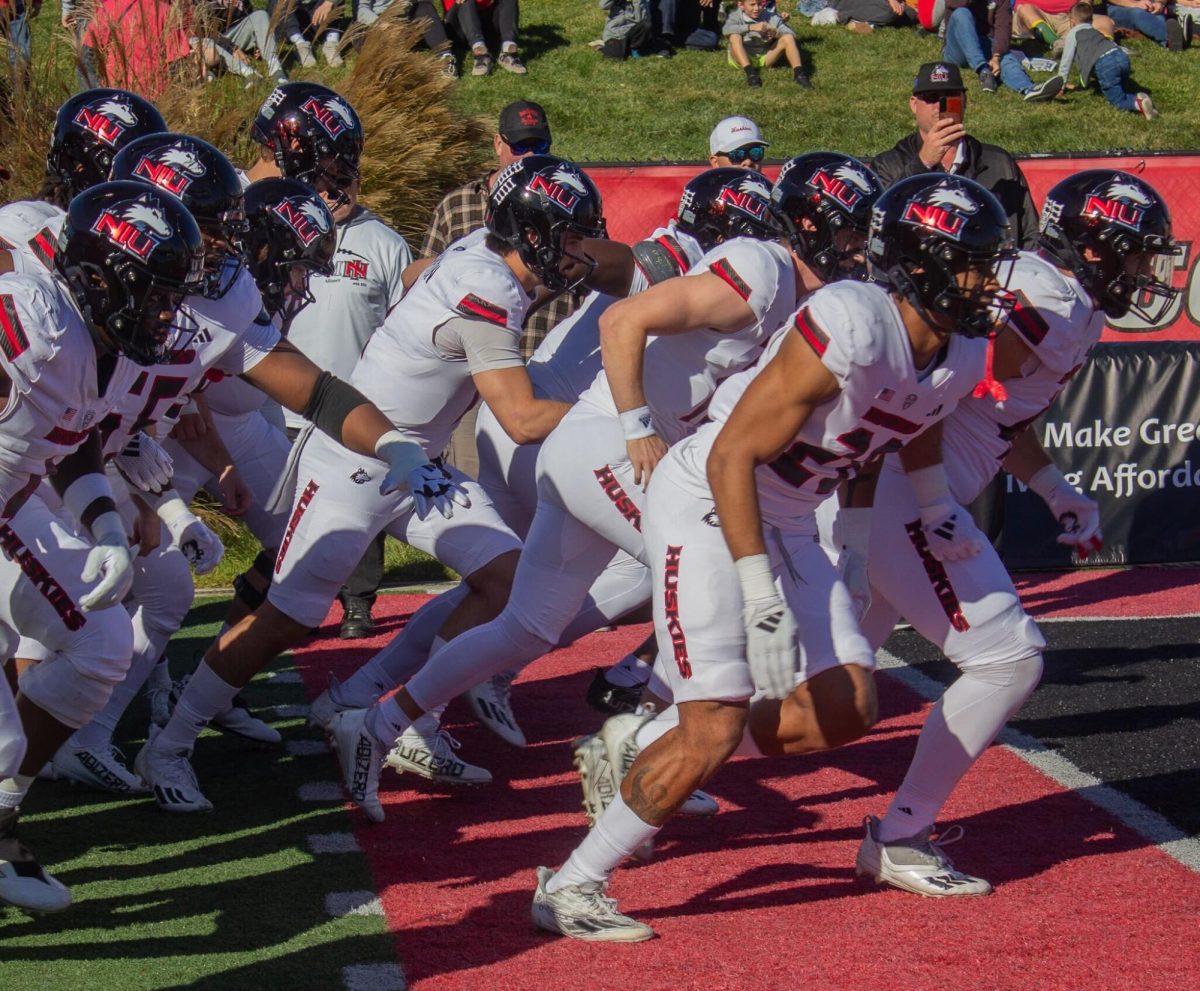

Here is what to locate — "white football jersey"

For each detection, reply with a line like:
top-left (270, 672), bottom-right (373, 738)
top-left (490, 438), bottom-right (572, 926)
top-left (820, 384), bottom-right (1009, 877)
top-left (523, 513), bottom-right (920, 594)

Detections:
top-left (528, 224), bottom-right (704, 404)
top-left (350, 233), bottom-right (531, 455)
top-left (98, 267), bottom-right (279, 456)
top-left (579, 237), bottom-right (798, 446)
top-left (0, 273), bottom-right (141, 517)
top-left (282, 207), bottom-right (411, 430)
top-left (679, 280), bottom-right (988, 529)
top-left (0, 201), bottom-right (66, 275)
top-left (942, 250), bottom-right (1104, 502)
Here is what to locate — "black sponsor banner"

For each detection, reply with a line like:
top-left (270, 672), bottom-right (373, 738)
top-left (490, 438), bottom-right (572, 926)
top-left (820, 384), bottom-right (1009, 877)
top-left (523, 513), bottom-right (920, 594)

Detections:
top-left (1000, 342), bottom-right (1200, 569)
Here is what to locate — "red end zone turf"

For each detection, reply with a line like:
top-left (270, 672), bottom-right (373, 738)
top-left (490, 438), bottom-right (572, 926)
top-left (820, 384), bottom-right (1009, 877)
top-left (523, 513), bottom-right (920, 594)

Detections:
top-left (289, 570), bottom-right (1200, 991)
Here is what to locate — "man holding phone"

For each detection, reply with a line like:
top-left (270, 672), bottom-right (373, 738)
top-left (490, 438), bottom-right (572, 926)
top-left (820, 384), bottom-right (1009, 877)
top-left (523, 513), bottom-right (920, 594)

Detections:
top-left (871, 62), bottom-right (1040, 249)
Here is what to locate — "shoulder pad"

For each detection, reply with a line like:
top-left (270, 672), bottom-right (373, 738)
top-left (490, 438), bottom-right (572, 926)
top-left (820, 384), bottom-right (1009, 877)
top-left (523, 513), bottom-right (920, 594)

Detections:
top-left (632, 236), bottom-right (689, 286)
top-left (0, 276), bottom-right (73, 396)
top-left (808, 281), bottom-right (891, 369)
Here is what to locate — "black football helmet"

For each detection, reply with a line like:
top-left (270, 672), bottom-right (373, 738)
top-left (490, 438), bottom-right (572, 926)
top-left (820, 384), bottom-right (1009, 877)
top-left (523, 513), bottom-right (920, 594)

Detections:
top-left (110, 133), bottom-right (248, 299)
top-left (55, 181), bottom-right (206, 366)
top-left (251, 83), bottom-right (363, 187)
top-left (46, 89), bottom-right (167, 206)
top-left (772, 152), bottom-right (883, 282)
top-left (674, 168), bottom-right (779, 252)
top-left (1039, 169), bottom-right (1179, 322)
top-left (867, 174), bottom-right (1017, 338)
top-left (242, 178), bottom-right (336, 326)
top-left (486, 155), bottom-right (607, 292)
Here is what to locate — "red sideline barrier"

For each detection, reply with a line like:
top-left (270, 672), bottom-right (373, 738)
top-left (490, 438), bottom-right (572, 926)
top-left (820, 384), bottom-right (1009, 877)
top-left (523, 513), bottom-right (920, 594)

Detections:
top-left (585, 154), bottom-right (1200, 344)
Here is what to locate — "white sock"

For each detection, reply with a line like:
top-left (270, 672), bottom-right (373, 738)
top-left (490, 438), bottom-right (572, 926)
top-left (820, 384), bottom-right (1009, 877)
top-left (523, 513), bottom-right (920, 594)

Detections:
top-left (154, 662), bottom-right (240, 754)
top-left (339, 587), bottom-right (466, 706)
top-left (289, 33), bottom-right (306, 45)
top-left (325, 31), bottom-right (341, 44)
top-left (366, 697), bottom-right (415, 745)
top-left (606, 653), bottom-right (654, 689)
top-left (547, 793), bottom-right (660, 892)
top-left (0, 774), bottom-right (35, 809)
top-left (878, 653), bottom-right (1042, 843)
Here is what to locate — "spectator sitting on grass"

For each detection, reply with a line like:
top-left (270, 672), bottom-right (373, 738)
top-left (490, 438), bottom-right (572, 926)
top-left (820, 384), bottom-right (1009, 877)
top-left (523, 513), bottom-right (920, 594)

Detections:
top-left (1015, 0), bottom-right (1113, 46)
top-left (942, 0), bottom-right (1063, 100)
top-left (1058, 2), bottom-right (1159, 118)
top-left (1103, 0), bottom-right (1186, 52)
top-left (1175, 0), bottom-right (1199, 39)
top-left (598, 0), bottom-right (652, 60)
top-left (192, 0), bottom-right (289, 85)
top-left (724, 0), bottom-right (811, 88)
top-left (82, 0), bottom-right (198, 96)
top-left (443, 0), bottom-right (526, 75)
top-left (825, 0), bottom-right (916, 33)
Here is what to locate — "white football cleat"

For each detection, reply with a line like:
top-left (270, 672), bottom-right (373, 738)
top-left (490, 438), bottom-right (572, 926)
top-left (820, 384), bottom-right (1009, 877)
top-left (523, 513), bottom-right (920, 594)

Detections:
top-left (52, 743), bottom-right (148, 796)
top-left (385, 716), bottom-right (492, 786)
top-left (679, 789), bottom-right (718, 817)
top-left (308, 675), bottom-right (367, 732)
top-left (573, 734), bottom-right (617, 828)
top-left (464, 671), bottom-right (526, 747)
top-left (212, 695), bottom-right (282, 745)
top-left (0, 808), bottom-right (71, 914)
top-left (145, 656), bottom-right (173, 728)
top-left (855, 815), bottom-right (993, 897)
top-left (598, 709), bottom-right (652, 783)
top-left (330, 708), bottom-right (386, 823)
top-left (531, 866), bottom-right (654, 942)
top-left (135, 727), bottom-right (213, 813)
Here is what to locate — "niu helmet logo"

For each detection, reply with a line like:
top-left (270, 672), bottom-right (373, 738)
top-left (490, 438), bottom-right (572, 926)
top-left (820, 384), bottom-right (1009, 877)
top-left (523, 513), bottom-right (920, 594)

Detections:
top-left (270, 197), bottom-right (330, 247)
top-left (529, 166), bottom-right (588, 212)
top-left (73, 97), bottom-right (138, 147)
top-left (301, 96), bottom-right (355, 139)
top-left (133, 145), bottom-right (207, 197)
top-left (91, 196), bottom-right (173, 261)
top-left (518, 108), bottom-right (541, 126)
top-left (807, 164), bottom-right (873, 210)
top-left (1083, 179), bottom-right (1152, 232)
top-left (718, 176), bottom-right (771, 221)
top-left (902, 183), bottom-right (979, 242)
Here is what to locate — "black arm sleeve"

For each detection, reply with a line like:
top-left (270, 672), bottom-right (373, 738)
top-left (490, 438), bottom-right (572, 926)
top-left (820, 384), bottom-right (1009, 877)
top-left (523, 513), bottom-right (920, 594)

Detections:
top-left (301, 370), bottom-right (374, 445)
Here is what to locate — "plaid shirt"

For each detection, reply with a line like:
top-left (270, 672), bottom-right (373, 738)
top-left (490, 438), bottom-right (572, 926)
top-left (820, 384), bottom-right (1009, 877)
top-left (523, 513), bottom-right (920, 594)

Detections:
top-left (422, 172), bottom-right (584, 360)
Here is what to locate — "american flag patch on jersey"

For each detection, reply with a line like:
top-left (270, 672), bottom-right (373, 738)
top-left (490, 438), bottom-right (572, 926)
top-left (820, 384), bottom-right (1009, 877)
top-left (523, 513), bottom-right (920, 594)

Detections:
top-left (0, 294), bottom-right (30, 361)
top-left (794, 306), bottom-right (829, 357)
top-left (710, 258), bottom-right (752, 301)
top-left (456, 293), bottom-right (509, 327)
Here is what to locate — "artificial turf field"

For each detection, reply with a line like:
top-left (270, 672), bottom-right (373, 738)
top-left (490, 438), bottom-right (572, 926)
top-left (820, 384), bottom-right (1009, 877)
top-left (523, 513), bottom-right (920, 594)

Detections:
top-left (2, 568), bottom-right (1198, 990)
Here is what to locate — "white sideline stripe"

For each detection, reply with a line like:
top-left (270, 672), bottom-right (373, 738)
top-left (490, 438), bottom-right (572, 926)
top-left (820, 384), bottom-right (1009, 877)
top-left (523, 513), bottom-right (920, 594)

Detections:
top-left (1029, 613), bottom-right (1200, 623)
top-left (877, 649), bottom-right (1200, 873)
top-left (298, 781), bottom-right (344, 802)
top-left (307, 832), bottom-right (361, 854)
top-left (287, 740), bottom-right (329, 757)
top-left (326, 891), bottom-right (385, 917)
top-left (270, 703), bottom-right (309, 719)
top-left (268, 670), bottom-right (304, 684)
top-left (342, 963), bottom-right (407, 991)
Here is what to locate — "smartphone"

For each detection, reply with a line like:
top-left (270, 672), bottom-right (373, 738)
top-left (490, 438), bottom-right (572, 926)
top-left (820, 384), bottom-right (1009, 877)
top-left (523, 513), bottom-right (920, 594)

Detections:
top-left (939, 94), bottom-right (964, 119)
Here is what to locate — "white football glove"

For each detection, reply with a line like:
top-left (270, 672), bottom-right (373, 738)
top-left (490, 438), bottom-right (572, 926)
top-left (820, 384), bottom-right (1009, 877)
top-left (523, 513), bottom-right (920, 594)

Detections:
top-left (113, 432), bottom-right (174, 493)
top-left (408, 460), bottom-right (472, 521)
top-left (80, 511), bottom-right (135, 611)
top-left (158, 492), bottom-right (225, 576)
top-left (1029, 464), bottom-right (1103, 559)
top-left (736, 555), bottom-right (797, 700)
top-left (909, 464), bottom-right (982, 563)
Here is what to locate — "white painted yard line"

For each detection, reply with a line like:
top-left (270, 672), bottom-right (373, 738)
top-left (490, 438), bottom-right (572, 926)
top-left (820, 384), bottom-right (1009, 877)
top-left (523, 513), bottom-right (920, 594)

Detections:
top-left (307, 832), bottom-right (361, 854)
top-left (326, 891), bottom-right (385, 918)
top-left (267, 670), bottom-right (304, 684)
top-left (877, 648), bottom-right (1200, 873)
top-left (342, 963), bottom-right (407, 991)
top-left (269, 703), bottom-right (309, 719)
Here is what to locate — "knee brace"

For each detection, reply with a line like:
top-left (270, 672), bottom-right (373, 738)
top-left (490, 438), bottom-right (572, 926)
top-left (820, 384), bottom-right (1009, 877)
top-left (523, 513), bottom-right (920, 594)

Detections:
top-left (956, 610), bottom-right (1045, 687)
top-left (233, 549), bottom-right (276, 612)
top-left (18, 652), bottom-right (123, 730)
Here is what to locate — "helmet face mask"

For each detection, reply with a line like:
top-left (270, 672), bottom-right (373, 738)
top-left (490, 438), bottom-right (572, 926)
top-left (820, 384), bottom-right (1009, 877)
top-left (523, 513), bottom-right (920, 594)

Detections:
top-left (675, 168), bottom-right (779, 253)
top-left (252, 84), bottom-right (363, 192)
top-left (867, 174), bottom-right (1017, 339)
top-left (772, 153), bottom-right (882, 284)
top-left (56, 182), bottom-right (206, 366)
top-left (1039, 170), bottom-right (1179, 321)
top-left (487, 156), bottom-right (607, 293)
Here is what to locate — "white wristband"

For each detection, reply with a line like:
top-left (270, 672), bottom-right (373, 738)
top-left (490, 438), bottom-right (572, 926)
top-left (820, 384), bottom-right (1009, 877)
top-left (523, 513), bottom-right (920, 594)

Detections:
top-left (618, 406), bottom-right (656, 441)
top-left (62, 473), bottom-right (115, 527)
top-left (907, 463), bottom-right (952, 510)
top-left (735, 553), bottom-right (778, 604)
top-left (375, 429), bottom-right (429, 474)
top-left (154, 492), bottom-right (193, 529)
top-left (90, 510), bottom-right (127, 544)
top-left (1027, 463), bottom-right (1070, 500)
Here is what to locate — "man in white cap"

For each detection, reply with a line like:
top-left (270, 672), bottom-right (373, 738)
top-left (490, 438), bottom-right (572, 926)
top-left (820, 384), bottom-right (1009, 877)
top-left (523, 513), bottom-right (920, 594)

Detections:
top-left (707, 116), bottom-right (769, 172)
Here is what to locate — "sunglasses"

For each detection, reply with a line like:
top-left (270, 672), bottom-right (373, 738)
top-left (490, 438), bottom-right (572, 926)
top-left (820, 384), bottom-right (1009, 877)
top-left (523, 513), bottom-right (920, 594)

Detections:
top-left (722, 145), bottom-right (766, 164)
top-left (508, 138), bottom-right (551, 156)
top-left (915, 91), bottom-right (964, 104)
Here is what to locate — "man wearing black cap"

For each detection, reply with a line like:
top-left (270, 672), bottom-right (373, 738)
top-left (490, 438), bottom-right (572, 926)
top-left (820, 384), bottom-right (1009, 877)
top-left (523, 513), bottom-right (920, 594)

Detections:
top-left (871, 61), bottom-right (1039, 249)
